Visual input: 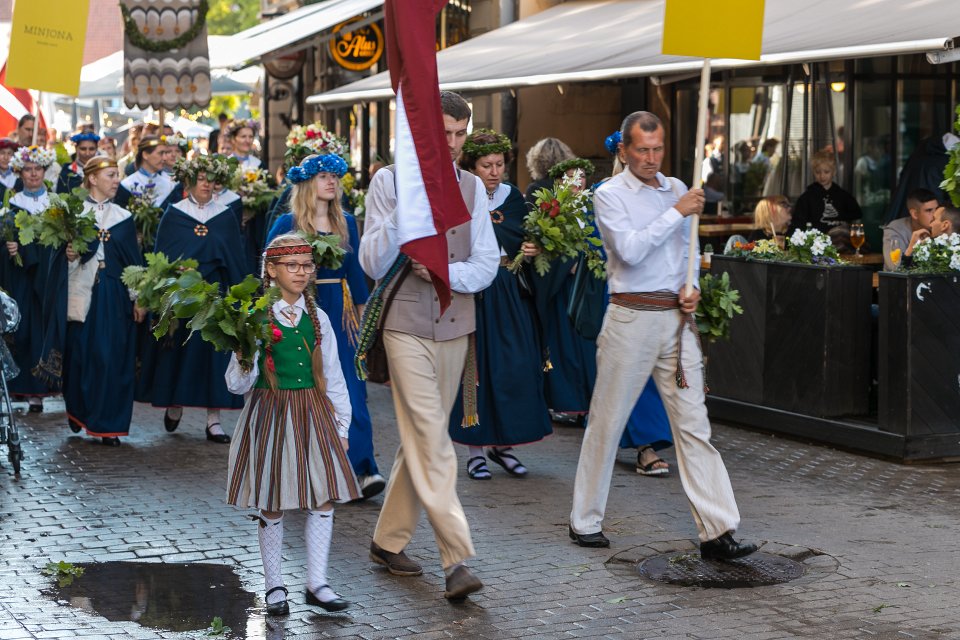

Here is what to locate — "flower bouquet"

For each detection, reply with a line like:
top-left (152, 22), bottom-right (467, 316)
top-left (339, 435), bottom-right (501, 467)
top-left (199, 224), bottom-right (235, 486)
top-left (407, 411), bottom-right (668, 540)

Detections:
top-left (509, 170), bottom-right (605, 278)
top-left (121, 252), bottom-right (200, 314)
top-left (127, 182), bottom-right (164, 249)
top-left (725, 238), bottom-right (785, 261)
top-left (234, 167), bottom-right (277, 225)
top-left (153, 272), bottom-right (281, 373)
top-left (905, 232), bottom-right (960, 273)
top-left (1, 190), bottom-right (22, 267)
top-left (302, 232), bottom-right (346, 271)
top-left (15, 188), bottom-right (97, 254)
top-left (285, 123), bottom-right (349, 158)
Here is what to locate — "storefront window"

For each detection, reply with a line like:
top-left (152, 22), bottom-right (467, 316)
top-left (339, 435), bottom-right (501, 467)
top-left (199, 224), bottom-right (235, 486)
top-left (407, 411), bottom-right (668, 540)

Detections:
top-left (897, 77), bottom-right (950, 176)
top-left (854, 80), bottom-right (894, 247)
top-left (726, 85), bottom-right (786, 215)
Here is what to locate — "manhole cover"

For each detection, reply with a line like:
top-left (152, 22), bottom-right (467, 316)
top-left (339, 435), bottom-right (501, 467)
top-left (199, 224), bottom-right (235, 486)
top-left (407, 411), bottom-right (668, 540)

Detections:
top-left (639, 551), bottom-right (804, 588)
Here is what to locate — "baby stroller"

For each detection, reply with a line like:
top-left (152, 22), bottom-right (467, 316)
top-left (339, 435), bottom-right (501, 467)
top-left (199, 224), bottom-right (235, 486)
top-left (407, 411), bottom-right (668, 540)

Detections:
top-left (0, 289), bottom-right (23, 474)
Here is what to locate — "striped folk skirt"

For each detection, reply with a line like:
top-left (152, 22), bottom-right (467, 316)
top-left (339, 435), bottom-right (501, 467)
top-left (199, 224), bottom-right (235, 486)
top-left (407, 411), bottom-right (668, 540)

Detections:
top-left (226, 387), bottom-right (361, 511)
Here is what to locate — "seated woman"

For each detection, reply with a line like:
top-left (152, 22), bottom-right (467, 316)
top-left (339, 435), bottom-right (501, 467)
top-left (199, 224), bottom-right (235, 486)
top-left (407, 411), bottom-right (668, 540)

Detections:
top-left (747, 195), bottom-right (792, 243)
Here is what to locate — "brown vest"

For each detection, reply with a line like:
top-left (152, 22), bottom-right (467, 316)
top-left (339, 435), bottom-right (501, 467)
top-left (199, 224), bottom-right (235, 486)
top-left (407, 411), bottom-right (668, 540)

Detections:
top-left (382, 169), bottom-right (477, 341)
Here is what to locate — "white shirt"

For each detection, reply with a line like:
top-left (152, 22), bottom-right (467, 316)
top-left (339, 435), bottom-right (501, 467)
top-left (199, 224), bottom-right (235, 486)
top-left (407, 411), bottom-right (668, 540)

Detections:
top-left (225, 295), bottom-right (352, 438)
top-left (120, 169), bottom-right (176, 208)
top-left (594, 170), bottom-right (699, 294)
top-left (233, 155), bottom-right (261, 171)
top-left (359, 164), bottom-right (499, 293)
top-left (0, 169), bottom-right (16, 190)
top-left (172, 196), bottom-right (229, 224)
top-left (216, 188), bottom-right (241, 207)
top-left (9, 190), bottom-right (50, 215)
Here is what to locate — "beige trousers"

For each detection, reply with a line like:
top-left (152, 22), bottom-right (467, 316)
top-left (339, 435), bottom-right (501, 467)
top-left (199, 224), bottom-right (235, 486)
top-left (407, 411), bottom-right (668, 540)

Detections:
top-left (372, 330), bottom-right (475, 568)
top-left (570, 304), bottom-right (741, 542)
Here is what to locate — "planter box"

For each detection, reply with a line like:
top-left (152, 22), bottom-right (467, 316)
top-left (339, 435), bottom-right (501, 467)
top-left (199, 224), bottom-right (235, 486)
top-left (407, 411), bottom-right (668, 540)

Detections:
top-left (878, 272), bottom-right (960, 453)
top-left (707, 256), bottom-right (873, 417)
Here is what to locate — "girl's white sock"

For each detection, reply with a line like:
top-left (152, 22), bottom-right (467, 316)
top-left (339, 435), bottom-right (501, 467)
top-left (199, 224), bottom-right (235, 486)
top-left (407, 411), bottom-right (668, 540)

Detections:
top-left (305, 509), bottom-right (338, 601)
top-left (258, 513), bottom-right (285, 604)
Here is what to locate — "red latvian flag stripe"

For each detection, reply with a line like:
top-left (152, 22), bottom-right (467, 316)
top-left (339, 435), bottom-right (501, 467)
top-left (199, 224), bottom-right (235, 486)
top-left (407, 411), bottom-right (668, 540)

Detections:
top-left (385, 0), bottom-right (471, 313)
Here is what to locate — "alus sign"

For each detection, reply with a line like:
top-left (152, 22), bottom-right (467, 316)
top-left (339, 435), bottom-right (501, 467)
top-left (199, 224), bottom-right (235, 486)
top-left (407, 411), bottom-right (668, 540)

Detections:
top-left (329, 17), bottom-right (384, 72)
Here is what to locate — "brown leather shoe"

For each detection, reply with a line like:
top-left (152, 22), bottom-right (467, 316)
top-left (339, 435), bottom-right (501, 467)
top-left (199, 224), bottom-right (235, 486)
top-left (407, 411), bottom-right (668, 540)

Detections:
top-left (444, 565), bottom-right (482, 600)
top-left (369, 542), bottom-right (423, 576)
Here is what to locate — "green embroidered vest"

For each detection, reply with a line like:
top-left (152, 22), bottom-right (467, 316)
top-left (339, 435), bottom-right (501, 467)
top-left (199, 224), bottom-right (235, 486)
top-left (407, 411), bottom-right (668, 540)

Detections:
top-left (255, 312), bottom-right (317, 390)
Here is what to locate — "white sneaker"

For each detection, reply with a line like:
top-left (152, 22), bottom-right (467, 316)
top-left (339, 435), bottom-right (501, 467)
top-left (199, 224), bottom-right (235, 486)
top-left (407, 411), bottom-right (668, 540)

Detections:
top-left (358, 473), bottom-right (386, 499)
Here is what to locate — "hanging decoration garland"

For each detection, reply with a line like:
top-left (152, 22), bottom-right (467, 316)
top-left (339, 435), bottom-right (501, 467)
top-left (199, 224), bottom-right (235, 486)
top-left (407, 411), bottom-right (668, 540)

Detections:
top-left (120, 0), bottom-right (210, 53)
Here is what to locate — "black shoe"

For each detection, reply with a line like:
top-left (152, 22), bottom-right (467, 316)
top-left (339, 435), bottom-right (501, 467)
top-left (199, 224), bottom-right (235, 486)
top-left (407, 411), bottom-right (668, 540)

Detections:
top-left (101, 437), bottom-right (121, 447)
top-left (444, 566), bottom-right (483, 600)
top-left (205, 423), bottom-right (231, 444)
top-left (700, 533), bottom-right (758, 561)
top-left (569, 525), bottom-right (610, 548)
top-left (305, 587), bottom-right (349, 612)
top-left (265, 586), bottom-right (289, 617)
top-left (28, 403), bottom-right (42, 414)
top-left (358, 473), bottom-right (386, 499)
top-left (68, 420), bottom-right (82, 434)
top-left (164, 409), bottom-right (180, 432)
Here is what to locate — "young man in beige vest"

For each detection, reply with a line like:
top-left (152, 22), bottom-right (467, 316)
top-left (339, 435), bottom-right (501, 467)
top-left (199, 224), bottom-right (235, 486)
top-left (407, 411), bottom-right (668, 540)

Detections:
top-left (359, 91), bottom-right (499, 600)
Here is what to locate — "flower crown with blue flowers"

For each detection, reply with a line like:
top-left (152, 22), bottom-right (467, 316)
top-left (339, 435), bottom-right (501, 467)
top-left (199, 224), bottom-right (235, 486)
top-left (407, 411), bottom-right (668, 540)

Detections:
top-left (604, 131), bottom-right (622, 156)
top-left (71, 132), bottom-right (101, 144)
top-left (286, 154), bottom-right (348, 184)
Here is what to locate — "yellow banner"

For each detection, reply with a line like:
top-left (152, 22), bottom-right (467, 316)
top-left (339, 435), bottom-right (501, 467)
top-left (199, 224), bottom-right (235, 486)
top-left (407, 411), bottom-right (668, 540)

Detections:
top-left (6, 0), bottom-right (91, 96)
top-left (662, 0), bottom-right (765, 60)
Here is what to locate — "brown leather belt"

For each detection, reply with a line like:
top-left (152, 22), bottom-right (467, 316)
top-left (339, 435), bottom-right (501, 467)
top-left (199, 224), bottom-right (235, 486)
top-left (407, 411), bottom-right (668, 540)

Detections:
top-left (610, 291), bottom-right (679, 311)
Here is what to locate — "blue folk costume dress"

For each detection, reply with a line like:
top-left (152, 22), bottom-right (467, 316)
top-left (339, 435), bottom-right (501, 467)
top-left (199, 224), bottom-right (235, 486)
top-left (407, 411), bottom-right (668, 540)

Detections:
top-left (266, 213), bottom-right (379, 477)
top-left (0, 168), bottom-right (16, 193)
top-left (114, 168), bottom-right (180, 217)
top-left (56, 161), bottom-right (84, 194)
top-left (143, 196), bottom-right (247, 410)
top-left (63, 200), bottom-right (143, 437)
top-left (448, 183), bottom-right (553, 446)
top-left (2, 189), bottom-right (55, 397)
top-left (225, 296), bottom-right (361, 510)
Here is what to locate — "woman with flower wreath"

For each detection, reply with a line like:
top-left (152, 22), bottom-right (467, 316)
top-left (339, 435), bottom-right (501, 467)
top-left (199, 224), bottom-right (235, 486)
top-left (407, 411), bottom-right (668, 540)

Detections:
top-left (265, 154), bottom-right (384, 498)
top-left (144, 155), bottom-right (247, 443)
top-left (114, 135), bottom-right (181, 214)
top-left (2, 145), bottom-right (59, 412)
top-left (444, 129), bottom-right (552, 480)
top-left (227, 119), bottom-right (262, 172)
top-left (529, 157), bottom-right (600, 422)
top-left (57, 132), bottom-right (101, 194)
top-left (62, 156), bottom-right (146, 446)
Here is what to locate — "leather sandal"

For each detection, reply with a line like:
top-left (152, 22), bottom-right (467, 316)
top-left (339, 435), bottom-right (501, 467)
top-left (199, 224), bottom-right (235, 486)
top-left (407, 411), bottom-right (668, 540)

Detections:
top-left (466, 456), bottom-right (491, 480)
top-left (487, 448), bottom-right (528, 477)
top-left (636, 446), bottom-right (669, 476)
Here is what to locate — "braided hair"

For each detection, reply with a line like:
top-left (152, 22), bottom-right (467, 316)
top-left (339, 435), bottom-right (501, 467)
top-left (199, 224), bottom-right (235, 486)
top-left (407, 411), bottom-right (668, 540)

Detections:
top-left (261, 233), bottom-right (327, 393)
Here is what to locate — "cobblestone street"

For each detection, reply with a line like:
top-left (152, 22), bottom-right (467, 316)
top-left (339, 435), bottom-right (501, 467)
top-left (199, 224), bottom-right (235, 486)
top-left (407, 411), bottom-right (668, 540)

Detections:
top-left (1, 384), bottom-right (959, 639)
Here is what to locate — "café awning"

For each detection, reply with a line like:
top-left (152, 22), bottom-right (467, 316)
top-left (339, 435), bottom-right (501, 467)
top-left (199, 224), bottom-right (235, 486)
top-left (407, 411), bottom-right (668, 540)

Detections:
top-left (211, 0), bottom-right (384, 70)
top-left (307, 0), bottom-right (958, 107)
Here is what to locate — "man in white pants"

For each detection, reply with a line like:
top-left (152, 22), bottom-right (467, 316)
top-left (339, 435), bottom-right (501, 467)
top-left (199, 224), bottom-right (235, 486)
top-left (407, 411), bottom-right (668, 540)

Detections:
top-left (569, 111), bottom-right (757, 561)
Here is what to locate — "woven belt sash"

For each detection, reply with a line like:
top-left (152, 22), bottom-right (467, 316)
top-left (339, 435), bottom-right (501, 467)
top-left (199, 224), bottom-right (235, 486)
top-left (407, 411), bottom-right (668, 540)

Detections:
top-left (609, 291), bottom-right (706, 391)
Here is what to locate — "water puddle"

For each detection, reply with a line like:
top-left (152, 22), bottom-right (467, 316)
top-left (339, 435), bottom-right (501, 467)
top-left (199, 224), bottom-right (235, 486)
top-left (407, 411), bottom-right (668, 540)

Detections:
top-left (46, 561), bottom-right (258, 634)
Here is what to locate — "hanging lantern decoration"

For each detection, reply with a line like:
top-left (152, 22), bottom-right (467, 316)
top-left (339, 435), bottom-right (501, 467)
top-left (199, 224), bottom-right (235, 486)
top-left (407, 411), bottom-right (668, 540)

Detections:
top-left (120, 0), bottom-right (211, 110)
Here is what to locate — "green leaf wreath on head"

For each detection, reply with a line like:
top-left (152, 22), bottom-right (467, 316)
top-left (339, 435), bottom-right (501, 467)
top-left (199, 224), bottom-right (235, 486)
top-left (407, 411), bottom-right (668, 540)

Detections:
top-left (547, 158), bottom-right (596, 181)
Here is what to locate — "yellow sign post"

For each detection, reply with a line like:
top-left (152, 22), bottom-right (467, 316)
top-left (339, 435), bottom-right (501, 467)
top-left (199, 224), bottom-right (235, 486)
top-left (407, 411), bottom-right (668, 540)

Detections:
top-left (6, 0), bottom-right (91, 96)
top-left (661, 0), bottom-right (765, 295)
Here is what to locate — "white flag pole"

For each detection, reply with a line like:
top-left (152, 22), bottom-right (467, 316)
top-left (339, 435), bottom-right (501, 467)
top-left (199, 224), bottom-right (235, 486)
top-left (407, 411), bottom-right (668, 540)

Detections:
top-left (31, 91), bottom-right (42, 146)
top-left (684, 58), bottom-right (711, 297)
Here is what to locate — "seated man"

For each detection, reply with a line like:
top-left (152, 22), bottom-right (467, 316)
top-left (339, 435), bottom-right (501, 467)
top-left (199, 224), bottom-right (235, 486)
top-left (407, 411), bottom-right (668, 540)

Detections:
top-left (882, 188), bottom-right (938, 270)
top-left (901, 206), bottom-right (960, 267)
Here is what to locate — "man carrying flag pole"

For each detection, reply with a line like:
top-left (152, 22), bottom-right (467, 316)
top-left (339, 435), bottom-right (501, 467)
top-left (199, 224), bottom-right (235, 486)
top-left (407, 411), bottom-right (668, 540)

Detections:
top-left (359, 0), bottom-right (498, 600)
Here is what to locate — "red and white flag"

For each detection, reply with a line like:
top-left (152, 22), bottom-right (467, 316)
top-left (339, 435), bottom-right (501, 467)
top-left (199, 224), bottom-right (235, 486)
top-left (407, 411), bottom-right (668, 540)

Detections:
top-left (0, 62), bottom-right (45, 140)
top-left (386, 0), bottom-right (471, 312)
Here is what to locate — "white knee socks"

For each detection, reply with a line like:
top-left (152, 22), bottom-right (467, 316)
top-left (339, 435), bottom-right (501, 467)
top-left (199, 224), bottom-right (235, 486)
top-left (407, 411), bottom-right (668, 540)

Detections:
top-left (258, 513), bottom-right (285, 604)
top-left (305, 509), bottom-right (338, 602)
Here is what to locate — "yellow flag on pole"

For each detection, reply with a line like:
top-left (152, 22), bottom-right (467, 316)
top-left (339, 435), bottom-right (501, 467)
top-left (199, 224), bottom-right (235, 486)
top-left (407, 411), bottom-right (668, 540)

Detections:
top-left (6, 0), bottom-right (91, 96)
top-left (662, 0), bottom-right (765, 60)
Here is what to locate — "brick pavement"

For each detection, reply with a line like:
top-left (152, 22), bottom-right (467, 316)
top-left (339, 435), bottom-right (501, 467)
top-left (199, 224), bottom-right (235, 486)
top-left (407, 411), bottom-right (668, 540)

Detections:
top-left (0, 385), bottom-right (958, 639)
